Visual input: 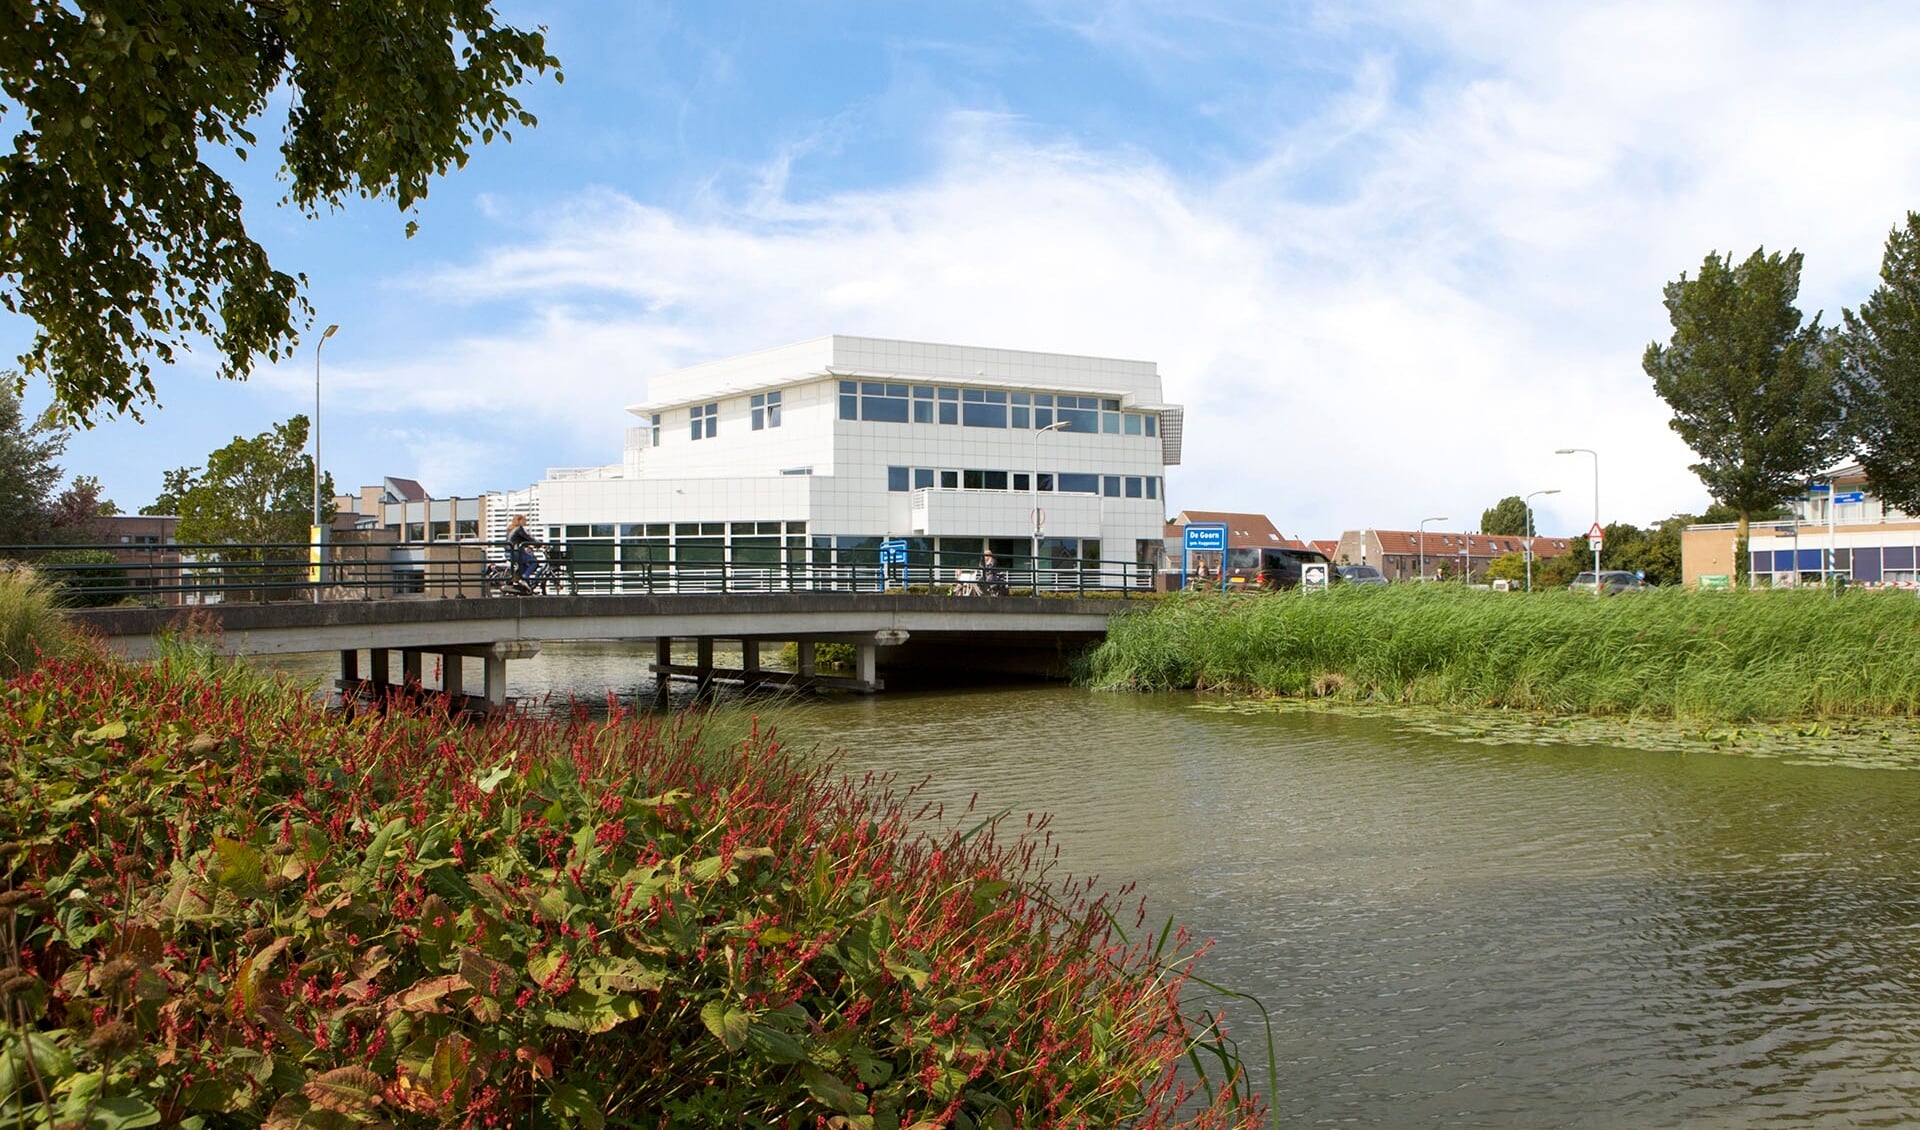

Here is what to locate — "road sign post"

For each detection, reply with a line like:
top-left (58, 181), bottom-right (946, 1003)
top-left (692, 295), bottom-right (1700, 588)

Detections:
top-left (1182, 523), bottom-right (1228, 591)
top-left (1586, 521), bottom-right (1604, 595)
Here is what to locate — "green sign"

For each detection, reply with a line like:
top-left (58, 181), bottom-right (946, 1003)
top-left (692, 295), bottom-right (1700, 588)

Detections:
top-left (1697, 574), bottom-right (1732, 591)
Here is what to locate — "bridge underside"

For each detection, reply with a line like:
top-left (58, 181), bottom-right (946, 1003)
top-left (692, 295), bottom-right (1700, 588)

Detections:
top-left (75, 593), bottom-right (1126, 710)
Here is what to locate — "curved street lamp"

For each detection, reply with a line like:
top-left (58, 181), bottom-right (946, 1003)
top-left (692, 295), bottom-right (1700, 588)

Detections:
top-left (1031, 419), bottom-right (1070, 588)
top-left (1524, 489), bottom-right (1560, 592)
top-left (313, 323), bottom-right (340, 528)
top-left (1555, 448), bottom-right (1600, 594)
top-left (1418, 515), bottom-right (1448, 581)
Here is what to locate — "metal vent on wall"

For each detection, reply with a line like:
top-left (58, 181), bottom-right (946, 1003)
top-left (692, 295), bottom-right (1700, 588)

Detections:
top-left (1158, 406), bottom-right (1184, 466)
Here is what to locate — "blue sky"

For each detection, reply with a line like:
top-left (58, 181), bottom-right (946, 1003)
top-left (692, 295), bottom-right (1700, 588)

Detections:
top-left (18, 0), bottom-right (1920, 540)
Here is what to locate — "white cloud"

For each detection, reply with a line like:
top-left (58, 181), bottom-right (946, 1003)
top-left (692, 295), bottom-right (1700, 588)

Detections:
top-left (324, 0), bottom-right (1920, 538)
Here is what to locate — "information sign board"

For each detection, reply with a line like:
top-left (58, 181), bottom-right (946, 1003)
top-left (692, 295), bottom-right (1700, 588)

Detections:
top-left (878, 539), bottom-right (908, 565)
top-left (1301, 561), bottom-right (1330, 592)
top-left (1834, 491), bottom-right (1866, 504)
top-left (1182, 523), bottom-right (1228, 552)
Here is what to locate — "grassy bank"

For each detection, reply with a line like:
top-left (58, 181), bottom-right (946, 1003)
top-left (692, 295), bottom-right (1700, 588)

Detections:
top-left (1082, 586), bottom-right (1920, 722)
top-left (0, 646), bottom-right (1261, 1127)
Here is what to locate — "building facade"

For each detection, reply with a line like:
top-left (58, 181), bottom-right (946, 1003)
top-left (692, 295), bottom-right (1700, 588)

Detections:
top-left (1332, 528), bottom-right (1573, 582)
top-left (1682, 464), bottom-right (1920, 587)
top-left (530, 336), bottom-right (1183, 586)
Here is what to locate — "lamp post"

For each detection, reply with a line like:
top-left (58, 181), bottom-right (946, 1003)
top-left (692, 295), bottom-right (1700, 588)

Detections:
top-left (1524, 489), bottom-right (1559, 593)
top-left (1032, 420), bottom-right (1070, 588)
top-left (1418, 515), bottom-right (1448, 581)
top-left (313, 323), bottom-right (340, 527)
top-left (1556, 447), bottom-right (1599, 594)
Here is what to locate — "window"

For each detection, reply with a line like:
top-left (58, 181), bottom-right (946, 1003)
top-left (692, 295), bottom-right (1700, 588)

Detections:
top-left (1146, 477), bottom-right (1158, 500)
top-left (1059, 473), bottom-right (1098, 494)
top-left (1125, 476), bottom-right (1143, 498)
top-left (961, 388), bottom-right (1008, 428)
top-left (1144, 414), bottom-right (1157, 437)
top-left (938, 386), bottom-right (959, 425)
top-left (839, 380), bottom-right (858, 421)
top-left (888, 466), bottom-right (910, 492)
top-left (913, 468), bottom-right (934, 489)
top-left (939, 470), bottom-right (960, 489)
top-left (650, 413), bottom-right (661, 446)
top-left (913, 386), bottom-right (935, 423)
top-left (691, 402), bottom-right (717, 440)
top-left (1124, 414), bottom-right (1143, 436)
top-left (456, 520), bottom-right (479, 539)
top-left (751, 391), bottom-right (782, 430)
top-left (1103, 476), bottom-right (1122, 498)
top-left (405, 522), bottom-right (425, 541)
top-left (860, 381), bottom-right (910, 423)
top-left (431, 521), bottom-right (451, 540)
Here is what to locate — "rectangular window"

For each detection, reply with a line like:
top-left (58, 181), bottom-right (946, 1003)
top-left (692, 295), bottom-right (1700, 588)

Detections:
top-left (888, 466), bottom-right (910, 492)
top-left (405, 523), bottom-right (425, 541)
top-left (1013, 472), bottom-right (1030, 492)
top-left (1012, 406), bottom-right (1030, 429)
top-left (963, 469), bottom-right (986, 490)
top-left (1059, 473), bottom-right (1098, 494)
top-left (1146, 477), bottom-right (1158, 500)
top-left (751, 391), bottom-right (782, 430)
top-left (1034, 407), bottom-right (1054, 429)
top-left (983, 470), bottom-right (1009, 490)
top-left (937, 386), bottom-right (959, 425)
top-left (1124, 414), bottom-right (1143, 436)
top-left (939, 470), bottom-right (959, 489)
top-left (691, 402), bottom-right (718, 440)
top-left (430, 521), bottom-right (450, 540)
top-left (1103, 476), bottom-right (1122, 497)
top-left (1059, 406), bottom-right (1097, 433)
top-left (859, 382), bottom-right (911, 423)
top-left (456, 520), bottom-right (479, 539)
top-left (1037, 473), bottom-right (1054, 492)
top-left (913, 468), bottom-right (935, 489)
top-left (650, 413), bottom-right (661, 446)
top-left (962, 400), bottom-right (1008, 428)
top-left (1125, 476), bottom-right (1143, 498)
top-left (1101, 412), bottom-right (1120, 434)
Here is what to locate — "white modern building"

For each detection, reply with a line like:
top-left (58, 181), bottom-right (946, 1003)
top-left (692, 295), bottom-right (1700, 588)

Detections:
top-left (529, 335), bottom-right (1183, 587)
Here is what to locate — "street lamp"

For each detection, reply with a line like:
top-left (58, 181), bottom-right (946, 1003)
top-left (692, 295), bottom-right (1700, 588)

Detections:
top-left (1032, 419), bottom-right (1070, 588)
top-left (313, 323), bottom-right (340, 527)
top-left (1524, 489), bottom-right (1559, 593)
top-left (1418, 516), bottom-right (1448, 581)
top-left (1555, 448), bottom-right (1599, 594)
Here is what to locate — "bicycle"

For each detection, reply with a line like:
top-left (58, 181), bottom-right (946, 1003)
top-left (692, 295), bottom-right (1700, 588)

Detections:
top-left (487, 544), bottom-right (577, 596)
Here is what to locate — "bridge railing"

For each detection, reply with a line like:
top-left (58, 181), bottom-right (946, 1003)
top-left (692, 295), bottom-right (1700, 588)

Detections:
top-left (2, 541), bottom-right (1162, 606)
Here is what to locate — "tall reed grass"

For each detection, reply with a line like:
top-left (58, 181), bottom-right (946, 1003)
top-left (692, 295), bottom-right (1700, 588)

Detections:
top-left (1082, 586), bottom-right (1920, 721)
top-left (0, 566), bottom-right (79, 679)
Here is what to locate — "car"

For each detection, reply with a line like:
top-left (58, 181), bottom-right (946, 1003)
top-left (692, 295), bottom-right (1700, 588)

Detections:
top-left (1224, 546), bottom-right (1337, 590)
top-left (1569, 570), bottom-right (1644, 594)
top-left (1335, 564), bottom-right (1388, 586)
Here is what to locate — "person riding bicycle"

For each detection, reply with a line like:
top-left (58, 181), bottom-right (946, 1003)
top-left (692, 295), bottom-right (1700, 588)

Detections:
top-left (507, 515), bottom-right (542, 589)
top-left (980, 553), bottom-right (1009, 596)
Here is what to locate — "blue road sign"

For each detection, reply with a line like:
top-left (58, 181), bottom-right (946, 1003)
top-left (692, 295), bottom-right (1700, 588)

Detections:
top-left (879, 539), bottom-right (908, 565)
top-left (1834, 491), bottom-right (1866, 504)
top-left (1183, 523), bottom-right (1228, 552)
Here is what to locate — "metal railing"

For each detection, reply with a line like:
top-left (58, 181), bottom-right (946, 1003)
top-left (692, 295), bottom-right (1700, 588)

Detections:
top-left (1, 541), bottom-right (1162, 606)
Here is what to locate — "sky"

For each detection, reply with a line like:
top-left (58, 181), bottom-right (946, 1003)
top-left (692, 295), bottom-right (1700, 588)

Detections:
top-left (15, 0), bottom-right (1920, 540)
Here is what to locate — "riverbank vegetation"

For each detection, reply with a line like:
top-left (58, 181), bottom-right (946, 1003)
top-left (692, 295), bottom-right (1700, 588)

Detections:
top-left (1083, 586), bottom-right (1920, 722)
top-left (0, 615), bottom-right (1259, 1126)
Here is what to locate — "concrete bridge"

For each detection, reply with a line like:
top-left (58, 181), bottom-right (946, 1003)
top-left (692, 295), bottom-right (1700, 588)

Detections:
top-left (72, 592), bottom-right (1129, 710)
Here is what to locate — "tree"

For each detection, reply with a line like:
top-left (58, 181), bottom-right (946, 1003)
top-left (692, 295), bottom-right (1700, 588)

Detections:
top-left (49, 474), bottom-right (120, 536)
top-left (167, 415), bottom-right (333, 551)
top-left (1480, 496), bottom-right (1530, 536)
top-left (0, 382), bottom-right (66, 544)
top-left (1841, 212), bottom-right (1920, 513)
top-left (0, 2), bottom-right (561, 423)
top-left (1644, 248), bottom-right (1843, 584)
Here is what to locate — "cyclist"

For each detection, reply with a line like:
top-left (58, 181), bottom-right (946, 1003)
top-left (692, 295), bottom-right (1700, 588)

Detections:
top-left (506, 515), bottom-right (542, 589)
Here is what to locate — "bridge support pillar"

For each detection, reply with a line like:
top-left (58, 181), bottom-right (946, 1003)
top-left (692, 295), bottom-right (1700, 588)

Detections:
top-left (370, 649), bottom-right (392, 691)
top-left (695, 637), bottom-right (715, 696)
top-left (653, 638), bottom-right (672, 712)
top-left (339, 649), bottom-right (359, 685)
top-left (856, 640), bottom-right (877, 688)
top-left (483, 654), bottom-right (507, 707)
top-left (741, 639), bottom-right (760, 675)
top-left (402, 650), bottom-right (422, 687)
top-left (442, 652), bottom-right (464, 696)
top-left (796, 640), bottom-right (816, 678)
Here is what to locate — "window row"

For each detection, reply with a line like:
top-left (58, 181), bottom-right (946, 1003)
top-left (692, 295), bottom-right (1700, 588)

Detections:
top-left (652, 391), bottom-right (786, 446)
top-left (541, 531), bottom-right (1111, 572)
top-left (886, 466), bottom-right (1159, 500)
top-left (838, 381), bottom-right (1156, 436)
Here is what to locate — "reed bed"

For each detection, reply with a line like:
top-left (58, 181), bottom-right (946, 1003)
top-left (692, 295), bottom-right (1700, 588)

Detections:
top-left (0, 565), bottom-right (81, 680)
top-left (1082, 586), bottom-right (1920, 722)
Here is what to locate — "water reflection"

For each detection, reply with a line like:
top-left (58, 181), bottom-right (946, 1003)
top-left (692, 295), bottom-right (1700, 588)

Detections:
top-left (261, 646), bottom-right (1920, 1126)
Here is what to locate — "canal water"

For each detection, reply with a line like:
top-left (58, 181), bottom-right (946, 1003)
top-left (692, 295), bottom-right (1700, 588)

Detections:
top-left (265, 644), bottom-right (1920, 1127)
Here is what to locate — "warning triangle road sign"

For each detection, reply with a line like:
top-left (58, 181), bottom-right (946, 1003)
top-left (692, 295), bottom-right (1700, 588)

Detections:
top-left (1586, 521), bottom-right (1605, 539)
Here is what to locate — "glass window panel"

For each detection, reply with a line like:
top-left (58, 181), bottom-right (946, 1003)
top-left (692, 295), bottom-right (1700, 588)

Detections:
top-left (1125, 476), bottom-right (1143, 498)
top-left (1060, 407), bottom-right (1097, 433)
top-left (913, 468), bottom-right (935, 489)
top-left (886, 384), bottom-right (907, 398)
top-left (888, 466), bottom-right (910, 491)
top-left (566, 525), bottom-right (589, 537)
top-left (1103, 398), bottom-right (1121, 410)
top-left (913, 386), bottom-right (934, 398)
top-left (913, 400), bottom-right (934, 423)
top-left (646, 523), bottom-right (669, 536)
top-left (863, 397), bottom-right (910, 423)
top-left (1146, 477), bottom-right (1158, 500)
top-left (963, 469), bottom-right (986, 489)
top-left (1035, 394), bottom-right (1053, 406)
top-left (983, 470), bottom-right (1009, 490)
top-left (963, 388), bottom-right (985, 401)
top-left (1104, 476), bottom-right (1121, 497)
top-left (1037, 473), bottom-right (1054, 491)
top-left (962, 402), bottom-right (1008, 428)
top-left (701, 522), bottom-right (724, 535)
top-left (1124, 414), bottom-right (1143, 435)
top-left (986, 390), bottom-right (1006, 403)
top-left (862, 382), bottom-right (886, 396)
top-left (938, 402), bottom-right (958, 425)
top-left (1059, 473), bottom-right (1098, 493)
top-left (938, 387), bottom-right (959, 400)
top-left (1145, 415), bottom-right (1156, 437)
top-left (1102, 413), bottom-right (1120, 434)
top-left (1011, 406), bottom-right (1030, 429)
top-left (1013, 472), bottom-right (1031, 492)
top-left (840, 395), bottom-right (858, 420)
top-left (1082, 538), bottom-right (1101, 562)
top-left (757, 521), bottom-right (783, 534)
top-left (839, 380), bottom-right (856, 393)
top-left (676, 538), bottom-right (723, 565)
top-left (786, 521), bottom-right (806, 534)
top-left (675, 522), bottom-right (700, 535)
top-left (1035, 407), bottom-right (1053, 428)
top-left (732, 537), bottom-right (781, 566)
top-left (1012, 392), bottom-right (1030, 405)
top-left (939, 470), bottom-right (959, 489)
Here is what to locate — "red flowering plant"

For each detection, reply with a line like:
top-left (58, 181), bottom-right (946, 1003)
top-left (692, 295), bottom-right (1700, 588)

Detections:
top-left (0, 653), bottom-right (1262, 1128)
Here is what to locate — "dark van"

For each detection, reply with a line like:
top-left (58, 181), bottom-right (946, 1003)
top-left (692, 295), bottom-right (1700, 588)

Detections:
top-left (1224, 546), bottom-right (1336, 591)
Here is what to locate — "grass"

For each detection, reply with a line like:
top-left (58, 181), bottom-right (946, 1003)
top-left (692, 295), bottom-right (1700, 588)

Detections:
top-left (1081, 585), bottom-right (1920, 722)
top-left (0, 566), bottom-right (82, 680)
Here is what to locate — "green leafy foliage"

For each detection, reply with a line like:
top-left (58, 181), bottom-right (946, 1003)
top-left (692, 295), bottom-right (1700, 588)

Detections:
top-left (0, 656), bottom-right (1261, 1127)
top-left (1842, 212), bottom-right (1920, 515)
top-left (1479, 496), bottom-right (1530, 537)
top-left (1644, 247), bottom-right (1844, 582)
top-left (0, 382), bottom-right (66, 546)
top-left (162, 414), bottom-right (331, 549)
top-left (0, 1), bottom-right (562, 423)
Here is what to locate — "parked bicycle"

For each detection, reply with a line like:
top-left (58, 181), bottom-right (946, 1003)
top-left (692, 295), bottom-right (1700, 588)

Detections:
top-left (486, 544), bottom-right (577, 596)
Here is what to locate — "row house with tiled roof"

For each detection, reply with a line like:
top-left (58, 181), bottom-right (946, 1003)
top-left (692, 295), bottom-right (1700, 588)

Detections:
top-left (1333, 528), bottom-right (1574, 582)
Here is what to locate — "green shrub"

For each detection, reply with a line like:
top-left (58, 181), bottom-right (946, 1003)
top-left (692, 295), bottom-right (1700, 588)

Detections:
top-left (0, 656), bottom-right (1259, 1127)
top-left (0, 565), bottom-right (79, 679)
top-left (35, 549), bottom-right (128, 608)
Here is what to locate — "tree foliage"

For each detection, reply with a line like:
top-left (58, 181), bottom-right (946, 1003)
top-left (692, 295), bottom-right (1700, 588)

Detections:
top-left (0, 381), bottom-right (66, 545)
top-left (164, 415), bottom-right (332, 550)
top-left (0, 1), bottom-right (561, 423)
top-left (1841, 212), bottom-right (1920, 514)
top-left (1480, 496), bottom-right (1531, 536)
top-left (1644, 247), bottom-right (1843, 581)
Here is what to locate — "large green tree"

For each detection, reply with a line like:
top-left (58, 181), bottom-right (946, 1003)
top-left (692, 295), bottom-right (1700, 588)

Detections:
top-left (164, 415), bottom-right (333, 551)
top-left (0, 382), bottom-right (66, 544)
top-left (0, 2), bottom-right (560, 423)
top-left (1643, 248), bottom-right (1843, 582)
top-left (1480, 496), bottom-right (1530, 536)
top-left (1841, 212), bottom-right (1920, 513)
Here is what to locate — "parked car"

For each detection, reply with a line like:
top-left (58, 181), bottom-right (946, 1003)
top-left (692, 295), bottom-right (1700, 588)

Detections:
top-left (1335, 564), bottom-right (1388, 586)
top-left (1569, 570), bottom-right (1645, 594)
top-left (1225, 546), bottom-right (1337, 590)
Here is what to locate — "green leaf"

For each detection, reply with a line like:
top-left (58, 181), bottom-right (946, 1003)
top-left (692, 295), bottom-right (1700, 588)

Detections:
top-left (699, 1001), bottom-right (750, 1052)
top-left (83, 720), bottom-right (128, 743)
top-left (803, 1067), bottom-right (866, 1115)
top-left (475, 762), bottom-right (513, 794)
top-left (544, 1082), bottom-right (607, 1129)
top-left (85, 1095), bottom-right (163, 1128)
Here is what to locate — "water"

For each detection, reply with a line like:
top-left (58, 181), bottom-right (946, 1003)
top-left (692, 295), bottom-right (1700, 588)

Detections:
top-left (264, 645), bottom-right (1920, 1126)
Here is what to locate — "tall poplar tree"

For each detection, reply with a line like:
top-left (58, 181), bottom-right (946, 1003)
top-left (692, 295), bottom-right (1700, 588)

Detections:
top-left (1479, 496), bottom-right (1530, 536)
top-left (1841, 212), bottom-right (1920, 513)
top-left (1643, 248), bottom-right (1842, 581)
